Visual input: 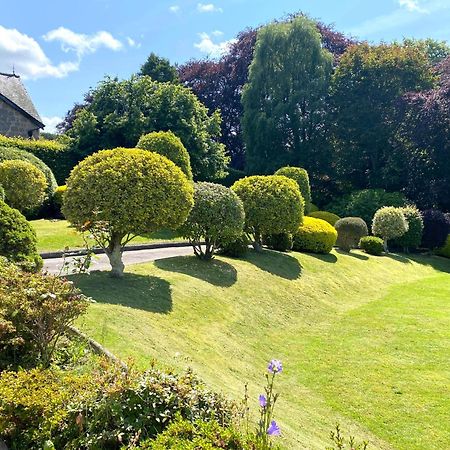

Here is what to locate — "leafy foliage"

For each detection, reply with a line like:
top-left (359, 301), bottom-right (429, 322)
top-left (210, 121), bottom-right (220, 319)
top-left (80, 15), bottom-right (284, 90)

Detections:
top-left (372, 207), bottom-right (408, 250)
top-left (359, 236), bottom-right (384, 256)
top-left (218, 234), bottom-right (250, 258)
top-left (137, 131), bottom-right (193, 179)
top-left (180, 182), bottom-right (245, 260)
top-left (139, 53), bottom-right (179, 83)
top-left (421, 209), bottom-right (449, 249)
top-left (309, 211), bottom-right (340, 226)
top-left (293, 216), bottom-right (337, 254)
top-left (436, 235), bottom-right (450, 258)
top-left (391, 206), bottom-right (424, 251)
top-left (263, 233), bottom-right (293, 252)
top-left (274, 166), bottom-right (312, 213)
top-left (335, 217), bottom-right (368, 252)
top-left (0, 160), bottom-right (47, 212)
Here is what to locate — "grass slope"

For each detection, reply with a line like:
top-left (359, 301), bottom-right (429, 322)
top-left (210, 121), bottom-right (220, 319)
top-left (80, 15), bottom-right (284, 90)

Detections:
top-left (73, 250), bottom-right (450, 449)
top-left (31, 219), bottom-right (183, 252)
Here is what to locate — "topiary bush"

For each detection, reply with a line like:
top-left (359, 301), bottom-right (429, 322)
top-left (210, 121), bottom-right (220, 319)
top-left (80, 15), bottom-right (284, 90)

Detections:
top-left (421, 209), bottom-right (449, 250)
top-left (0, 160), bottom-right (48, 212)
top-left (137, 131), bottom-right (193, 180)
top-left (231, 175), bottom-right (304, 250)
top-left (359, 236), bottom-right (384, 256)
top-left (334, 217), bottom-right (368, 252)
top-left (391, 206), bottom-right (424, 252)
top-left (275, 166), bottom-right (312, 213)
top-left (0, 201), bottom-right (42, 272)
top-left (309, 211), bottom-right (340, 226)
top-left (372, 207), bottom-right (408, 252)
top-left (179, 182), bottom-right (245, 260)
top-left (263, 233), bottom-right (293, 252)
top-left (436, 235), bottom-right (450, 258)
top-left (63, 148), bottom-right (194, 277)
top-left (293, 217), bottom-right (337, 254)
top-left (218, 234), bottom-right (250, 258)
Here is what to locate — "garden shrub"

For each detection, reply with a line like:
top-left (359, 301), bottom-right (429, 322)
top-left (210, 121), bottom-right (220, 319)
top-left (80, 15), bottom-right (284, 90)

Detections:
top-left (372, 207), bottom-right (408, 252)
top-left (309, 203), bottom-right (319, 213)
top-left (293, 216), bottom-right (337, 254)
top-left (391, 206), bottom-right (424, 251)
top-left (179, 182), bottom-right (245, 260)
top-left (309, 211), bottom-right (340, 226)
top-left (137, 131), bottom-right (193, 180)
top-left (435, 235), bottom-right (450, 258)
top-left (275, 166), bottom-right (312, 213)
top-left (334, 217), bottom-right (368, 252)
top-left (232, 175), bottom-right (304, 249)
top-left (326, 189), bottom-right (408, 226)
top-left (218, 234), bottom-right (250, 258)
top-left (0, 201), bottom-right (42, 272)
top-left (0, 184), bottom-right (4, 201)
top-left (53, 185), bottom-right (67, 211)
top-left (263, 233), bottom-right (293, 252)
top-left (0, 160), bottom-right (47, 212)
top-left (63, 148), bottom-right (194, 277)
top-left (220, 167), bottom-right (247, 188)
top-left (421, 209), bottom-right (449, 249)
top-left (359, 236), bottom-right (384, 256)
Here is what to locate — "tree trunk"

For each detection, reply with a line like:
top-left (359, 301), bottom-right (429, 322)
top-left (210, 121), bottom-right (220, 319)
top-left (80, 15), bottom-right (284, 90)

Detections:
top-left (105, 233), bottom-right (125, 278)
top-left (383, 238), bottom-right (389, 254)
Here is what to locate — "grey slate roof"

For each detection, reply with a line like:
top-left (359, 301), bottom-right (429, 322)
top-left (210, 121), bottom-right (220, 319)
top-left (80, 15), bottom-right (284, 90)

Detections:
top-left (0, 73), bottom-right (44, 127)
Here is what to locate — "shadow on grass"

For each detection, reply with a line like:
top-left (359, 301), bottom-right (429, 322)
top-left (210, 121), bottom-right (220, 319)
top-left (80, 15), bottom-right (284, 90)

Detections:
top-left (335, 249), bottom-right (369, 261)
top-left (246, 249), bottom-right (302, 280)
top-left (155, 256), bottom-right (238, 287)
top-left (71, 271), bottom-right (172, 313)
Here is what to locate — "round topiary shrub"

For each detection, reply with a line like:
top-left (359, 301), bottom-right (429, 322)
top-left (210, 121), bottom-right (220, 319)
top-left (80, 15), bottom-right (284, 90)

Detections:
top-left (436, 235), bottom-right (450, 258)
top-left (274, 166), bottom-right (312, 213)
top-left (218, 234), bottom-right (250, 258)
top-left (137, 131), bottom-right (193, 180)
top-left (0, 160), bottom-right (48, 212)
top-left (359, 236), bottom-right (384, 256)
top-left (391, 206), bottom-right (423, 252)
top-left (421, 209), bottom-right (449, 250)
top-left (0, 200), bottom-right (42, 272)
top-left (309, 211), bottom-right (340, 226)
top-left (334, 217), bottom-right (368, 252)
top-left (372, 207), bottom-right (408, 252)
top-left (231, 175), bottom-right (304, 250)
top-left (63, 148), bottom-right (194, 277)
top-left (179, 182), bottom-right (245, 260)
top-left (263, 233), bottom-right (293, 252)
top-left (293, 217), bottom-right (337, 254)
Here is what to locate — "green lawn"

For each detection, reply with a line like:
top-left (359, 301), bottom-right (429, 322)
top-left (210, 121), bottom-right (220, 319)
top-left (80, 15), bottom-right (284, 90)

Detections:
top-left (73, 250), bottom-right (450, 449)
top-left (31, 219), bottom-right (183, 252)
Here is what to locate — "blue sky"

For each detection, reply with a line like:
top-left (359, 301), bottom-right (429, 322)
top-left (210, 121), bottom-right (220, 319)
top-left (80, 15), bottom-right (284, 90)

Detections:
top-left (1, 0), bottom-right (450, 132)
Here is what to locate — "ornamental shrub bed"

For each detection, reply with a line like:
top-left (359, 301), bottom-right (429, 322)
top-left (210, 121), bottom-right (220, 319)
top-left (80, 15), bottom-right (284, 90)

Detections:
top-left (293, 216), bottom-right (337, 254)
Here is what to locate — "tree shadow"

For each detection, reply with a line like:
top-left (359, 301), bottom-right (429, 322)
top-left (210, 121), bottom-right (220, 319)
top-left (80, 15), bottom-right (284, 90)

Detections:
top-left (385, 253), bottom-right (414, 264)
top-left (70, 271), bottom-right (172, 313)
top-left (335, 249), bottom-right (369, 261)
top-left (245, 249), bottom-right (302, 280)
top-left (155, 256), bottom-right (238, 287)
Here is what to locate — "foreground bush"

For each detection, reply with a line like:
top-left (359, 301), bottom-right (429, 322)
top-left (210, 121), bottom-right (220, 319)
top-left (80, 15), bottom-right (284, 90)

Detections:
top-left (218, 234), bottom-right (250, 258)
top-left (263, 233), bottom-right (293, 252)
top-left (359, 236), bottom-right (384, 256)
top-left (421, 209), bottom-right (449, 250)
top-left (232, 175), bottom-right (304, 250)
top-left (372, 207), bottom-right (408, 252)
top-left (310, 211), bottom-right (340, 226)
top-left (63, 148), bottom-right (194, 277)
top-left (274, 166), bottom-right (312, 213)
top-left (0, 160), bottom-right (47, 212)
top-left (293, 217), bottom-right (337, 254)
top-left (137, 131), bottom-right (193, 180)
top-left (391, 206), bottom-right (424, 251)
top-left (180, 182), bottom-right (245, 260)
top-left (335, 217), bottom-right (368, 252)
top-left (0, 201), bottom-right (42, 271)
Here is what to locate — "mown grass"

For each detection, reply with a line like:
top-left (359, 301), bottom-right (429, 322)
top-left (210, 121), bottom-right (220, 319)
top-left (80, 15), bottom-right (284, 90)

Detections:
top-left (73, 249), bottom-right (450, 449)
top-left (31, 219), bottom-right (183, 252)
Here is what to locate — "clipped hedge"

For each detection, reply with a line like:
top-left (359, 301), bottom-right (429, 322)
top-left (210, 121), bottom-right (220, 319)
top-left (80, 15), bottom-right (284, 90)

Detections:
top-left (335, 217), bottom-right (368, 252)
top-left (359, 236), bottom-right (384, 256)
top-left (293, 216), bottom-right (337, 254)
top-left (275, 166), bottom-right (312, 213)
top-left (309, 211), bottom-right (340, 226)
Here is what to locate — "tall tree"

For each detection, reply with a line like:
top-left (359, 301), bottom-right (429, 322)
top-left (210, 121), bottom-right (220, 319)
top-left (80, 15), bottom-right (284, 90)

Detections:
top-left (241, 16), bottom-right (333, 174)
top-left (139, 52), bottom-right (179, 83)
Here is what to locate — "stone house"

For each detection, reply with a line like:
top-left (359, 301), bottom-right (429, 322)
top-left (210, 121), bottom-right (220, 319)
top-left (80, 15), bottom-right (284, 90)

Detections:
top-left (0, 72), bottom-right (44, 139)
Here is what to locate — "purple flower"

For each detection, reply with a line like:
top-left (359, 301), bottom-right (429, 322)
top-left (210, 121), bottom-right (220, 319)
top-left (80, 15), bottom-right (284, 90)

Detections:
top-left (259, 394), bottom-right (267, 408)
top-left (267, 420), bottom-right (281, 436)
top-left (267, 359), bottom-right (283, 374)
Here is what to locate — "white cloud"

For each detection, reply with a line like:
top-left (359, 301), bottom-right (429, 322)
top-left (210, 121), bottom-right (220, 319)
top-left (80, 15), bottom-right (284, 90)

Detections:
top-left (0, 25), bottom-right (79, 79)
top-left (197, 3), bottom-right (223, 13)
top-left (211, 30), bottom-right (224, 37)
top-left (398, 0), bottom-right (428, 13)
top-left (194, 32), bottom-right (236, 58)
top-left (42, 116), bottom-right (62, 133)
top-left (126, 37), bottom-right (141, 48)
top-left (169, 5), bottom-right (180, 13)
top-left (43, 27), bottom-right (123, 57)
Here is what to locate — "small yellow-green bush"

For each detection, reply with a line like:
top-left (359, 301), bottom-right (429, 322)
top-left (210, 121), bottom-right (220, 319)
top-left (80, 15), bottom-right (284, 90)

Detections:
top-left (53, 185), bottom-right (67, 210)
top-left (275, 166), bottom-right (312, 213)
top-left (436, 235), bottom-right (450, 258)
top-left (293, 216), bottom-right (337, 254)
top-left (309, 211), bottom-right (340, 226)
top-left (359, 236), bottom-right (384, 256)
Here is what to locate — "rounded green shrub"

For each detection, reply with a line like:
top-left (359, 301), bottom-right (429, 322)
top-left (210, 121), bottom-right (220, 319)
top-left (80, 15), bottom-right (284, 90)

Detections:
top-left (275, 166), bottom-right (312, 213)
top-left (137, 131), bottom-right (193, 180)
top-left (218, 234), bottom-right (250, 258)
top-left (372, 207), bottom-right (408, 252)
top-left (63, 148), bottom-right (194, 277)
top-left (309, 211), bottom-right (340, 226)
top-left (436, 235), bottom-right (450, 258)
top-left (231, 175), bottom-right (304, 248)
top-left (359, 236), bottom-right (384, 256)
top-left (263, 233), bottom-right (293, 252)
top-left (0, 200), bottom-right (42, 271)
top-left (179, 182), bottom-right (245, 260)
top-left (309, 203), bottom-right (319, 213)
top-left (391, 206), bottom-right (423, 251)
top-left (334, 217), bottom-right (368, 252)
top-left (293, 216), bottom-right (337, 254)
top-left (0, 160), bottom-right (48, 212)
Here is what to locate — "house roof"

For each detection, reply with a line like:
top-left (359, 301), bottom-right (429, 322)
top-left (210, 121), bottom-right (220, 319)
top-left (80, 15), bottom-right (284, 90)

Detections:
top-left (0, 72), bottom-right (44, 128)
